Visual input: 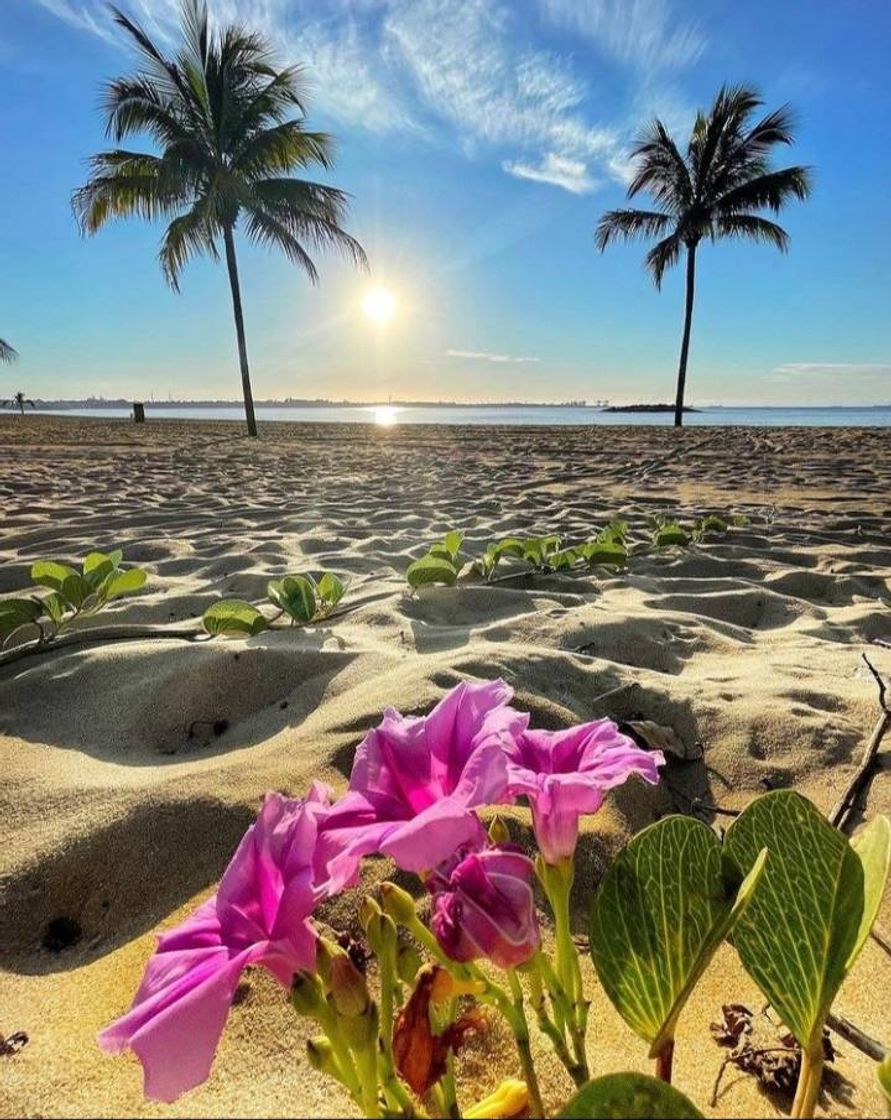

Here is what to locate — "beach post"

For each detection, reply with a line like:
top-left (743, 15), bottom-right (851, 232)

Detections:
top-left (133, 402), bottom-right (145, 423)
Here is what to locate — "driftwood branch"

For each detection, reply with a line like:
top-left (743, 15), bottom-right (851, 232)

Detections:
top-left (830, 654), bottom-right (890, 831)
top-left (826, 1012), bottom-right (888, 1063)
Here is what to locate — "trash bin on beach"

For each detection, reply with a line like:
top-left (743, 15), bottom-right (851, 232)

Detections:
top-left (133, 402), bottom-right (145, 423)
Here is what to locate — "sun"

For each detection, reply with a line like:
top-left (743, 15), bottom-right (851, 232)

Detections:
top-left (362, 286), bottom-right (396, 324)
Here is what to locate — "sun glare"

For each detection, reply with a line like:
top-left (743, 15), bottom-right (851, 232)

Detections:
top-left (362, 286), bottom-right (396, 324)
top-left (372, 405), bottom-right (399, 427)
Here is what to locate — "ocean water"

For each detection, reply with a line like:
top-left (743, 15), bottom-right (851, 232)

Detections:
top-left (36, 404), bottom-right (891, 427)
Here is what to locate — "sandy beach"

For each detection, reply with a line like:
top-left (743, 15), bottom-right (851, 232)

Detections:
top-left (1, 415), bottom-right (890, 1119)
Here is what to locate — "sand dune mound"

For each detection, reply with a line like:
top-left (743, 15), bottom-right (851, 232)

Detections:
top-left (1, 418), bottom-right (890, 1118)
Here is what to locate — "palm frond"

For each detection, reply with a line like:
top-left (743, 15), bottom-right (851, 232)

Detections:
top-left (0, 339), bottom-right (18, 363)
top-left (159, 199), bottom-right (220, 290)
top-left (716, 165), bottom-right (812, 214)
top-left (234, 122), bottom-right (334, 176)
top-left (628, 120), bottom-right (693, 210)
top-left (645, 231), bottom-right (683, 289)
top-left (242, 205), bottom-right (320, 282)
top-left (713, 214), bottom-right (790, 251)
top-left (251, 178), bottom-right (368, 269)
top-left (72, 151), bottom-right (191, 232)
top-left (594, 209), bottom-right (673, 252)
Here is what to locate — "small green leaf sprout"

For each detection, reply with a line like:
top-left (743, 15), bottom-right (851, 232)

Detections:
top-left (202, 570), bottom-right (347, 637)
top-left (406, 531), bottom-right (464, 589)
top-left (1, 549), bottom-right (147, 652)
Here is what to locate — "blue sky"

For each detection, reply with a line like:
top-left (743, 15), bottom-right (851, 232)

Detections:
top-left (2, 0), bottom-right (890, 405)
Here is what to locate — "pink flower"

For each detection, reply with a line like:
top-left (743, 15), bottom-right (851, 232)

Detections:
top-left (505, 721), bottom-right (664, 865)
top-left (428, 843), bottom-right (540, 969)
top-left (320, 679), bottom-right (528, 874)
top-left (99, 786), bottom-right (357, 1102)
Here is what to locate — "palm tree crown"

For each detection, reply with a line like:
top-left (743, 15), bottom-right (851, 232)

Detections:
top-left (0, 339), bottom-right (18, 363)
top-left (596, 85), bottom-right (812, 425)
top-left (72, 0), bottom-right (366, 435)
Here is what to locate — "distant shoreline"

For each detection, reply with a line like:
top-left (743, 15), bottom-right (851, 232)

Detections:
top-left (602, 403), bottom-right (700, 413)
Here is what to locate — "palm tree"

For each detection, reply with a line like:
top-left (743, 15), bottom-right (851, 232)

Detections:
top-left (596, 85), bottom-right (812, 427)
top-left (0, 339), bottom-right (17, 363)
top-left (72, 0), bottom-right (366, 437)
top-left (3, 391), bottom-right (35, 416)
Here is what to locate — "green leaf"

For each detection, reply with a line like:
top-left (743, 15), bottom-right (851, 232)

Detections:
top-left (653, 523), bottom-right (690, 548)
top-left (268, 575), bottom-right (317, 623)
top-left (697, 515), bottom-right (729, 536)
top-left (316, 572), bottom-right (346, 609)
top-left (582, 540), bottom-right (628, 567)
top-left (100, 568), bottom-right (147, 602)
top-left (443, 529), bottom-right (464, 561)
top-left (42, 592), bottom-right (68, 624)
top-left (602, 519), bottom-right (630, 543)
top-left (0, 597), bottom-right (44, 641)
top-left (406, 553), bottom-right (458, 589)
top-left (723, 792), bottom-right (891, 1050)
top-left (589, 815), bottom-right (766, 1054)
top-left (202, 600), bottom-right (268, 637)
top-left (878, 1053), bottom-right (891, 1106)
top-left (429, 544), bottom-right (456, 562)
top-left (559, 1073), bottom-right (704, 1119)
top-left (83, 549), bottom-right (125, 589)
top-left (493, 538), bottom-right (524, 560)
top-left (550, 547), bottom-right (579, 571)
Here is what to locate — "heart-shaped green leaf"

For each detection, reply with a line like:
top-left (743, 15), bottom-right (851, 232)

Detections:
top-left (316, 572), bottom-right (346, 609)
top-left (443, 530), bottom-right (464, 561)
top-left (493, 538), bottom-right (524, 560)
top-left (42, 592), bottom-right (67, 625)
top-left (203, 600), bottom-right (268, 637)
top-left (268, 575), bottom-right (317, 623)
top-left (0, 597), bottom-right (44, 641)
top-left (653, 523), bottom-right (689, 548)
top-left (559, 1073), bottom-right (704, 1119)
top-left (723, 792), bottom-right (891, 1050)
top-left (406, 554), bottom-right (458, 589)
top-left (589, 815), bottom-right (766, 1055)
top-left (550, 547), bottom-right (579, 570)
top-left (83, 550), bottom-right (122, 588)
top-left (581, 540), bottom-right (628, 567)
top-left (99, 568), bottom-right (147, 602)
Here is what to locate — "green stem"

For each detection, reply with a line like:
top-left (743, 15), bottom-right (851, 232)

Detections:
top-left (537, 861), bottom-right (590, 1083)
top-left (791, 1039), bottom-right (823, 1119)
top-left (527, 961), bottom-right (586, 1086)
top-left (312, 1003), bottom-right (363, 1103)
top-left (503, 972), bottom-right (546, 1120)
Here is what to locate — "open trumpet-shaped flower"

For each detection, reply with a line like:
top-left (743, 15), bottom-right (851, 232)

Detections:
top-left (321, 679), bottom-right (528, 873)
top-left (99, 786), bottom-right (357, 1102)
top-left (428, 843), bottom-right (540, 969)
top-left (505, 720), bottom-right (664, 865)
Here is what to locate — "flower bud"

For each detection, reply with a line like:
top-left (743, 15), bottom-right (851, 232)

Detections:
top-left (305, 1037), bottom-right (340, 1079)
top-left (314, 937), bottom-right (338, 987)
top-left (329, 953), bottom-right (370, 1019)
top-left (291, 971), bottom-right (325, 1018)
top-left (380, 881), bottom-right (418, 927)
top-left (464, 1079), bottom-right (529, 1119)
top-left (396, 941), bottom-right (424, 986)
top-left (427, 844), bottom-right (540, 970)
top-left (359, 894), bottom-right (382, 934)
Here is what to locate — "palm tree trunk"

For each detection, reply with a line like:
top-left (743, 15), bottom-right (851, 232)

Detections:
top-left (673, 244), bottom-right (697, 428)
top-left (223, 225), bottom-right (258, 438)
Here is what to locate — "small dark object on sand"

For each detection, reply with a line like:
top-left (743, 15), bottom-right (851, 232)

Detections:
top-left (42, 916), bottom-right (82, 952)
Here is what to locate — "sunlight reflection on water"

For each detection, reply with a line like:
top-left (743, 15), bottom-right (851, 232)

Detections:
top-left (371, 405), bottom-right (400, 426)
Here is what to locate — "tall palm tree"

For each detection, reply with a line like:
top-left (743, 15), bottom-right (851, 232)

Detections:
top-left (3, 391), bottom-right (35, 416)
top-left (596, 85), bottom-right (812, 427)
top-left (72, 0), bottom-right (366, 437)
top-left (0, 339), bottom-right (17, 363)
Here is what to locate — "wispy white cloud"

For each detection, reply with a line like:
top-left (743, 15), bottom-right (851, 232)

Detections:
top-left (34, 0), bottom-right (118, 44)
top-left (538, 0), bottom-right (705, 71)
top-left (31, 0), bottom-right (702, 193)
top-left (773, 363), bottom-right (891, 377)
top-left (503, 153), bottom-right (599, 194)
top-left (447, 349), bottom-right (539, 363)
